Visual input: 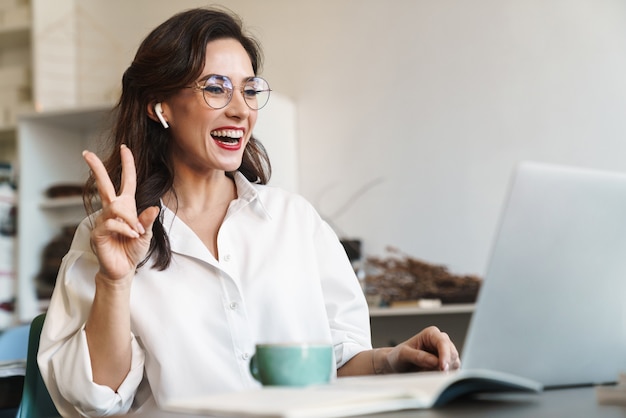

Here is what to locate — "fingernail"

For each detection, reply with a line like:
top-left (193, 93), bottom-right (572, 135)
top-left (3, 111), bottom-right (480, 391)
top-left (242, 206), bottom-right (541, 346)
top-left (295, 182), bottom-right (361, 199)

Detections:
top-left (130, 230), bottom-right (140, 238)
top-left (82, 150), bottom-right (88, 157)
top-left (443, 362), bottom-right (449, 372)
top-left (137, 223), bottom-right (145, 234)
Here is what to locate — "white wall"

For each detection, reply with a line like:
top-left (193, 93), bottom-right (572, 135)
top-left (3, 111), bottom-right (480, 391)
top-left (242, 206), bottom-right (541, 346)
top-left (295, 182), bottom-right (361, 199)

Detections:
top-left (72, 0), bottom-right (626, 276)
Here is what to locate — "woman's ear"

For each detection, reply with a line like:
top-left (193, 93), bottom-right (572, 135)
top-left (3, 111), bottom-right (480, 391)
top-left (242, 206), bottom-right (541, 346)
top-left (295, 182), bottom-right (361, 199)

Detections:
top-left (147, 102), bottom-right (169, 128)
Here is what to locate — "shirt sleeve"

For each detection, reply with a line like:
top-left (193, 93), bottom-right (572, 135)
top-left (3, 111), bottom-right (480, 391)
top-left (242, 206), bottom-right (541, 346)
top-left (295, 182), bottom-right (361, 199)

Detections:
top-left (313, 217), bottom-right (373, 368)
top-left (37, 218), bottom-right (146, 417)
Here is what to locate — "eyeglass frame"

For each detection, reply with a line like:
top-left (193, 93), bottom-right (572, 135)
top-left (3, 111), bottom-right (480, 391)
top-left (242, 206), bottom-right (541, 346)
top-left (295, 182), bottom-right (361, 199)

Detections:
top-left (189, 74), bottom-right (271, 110)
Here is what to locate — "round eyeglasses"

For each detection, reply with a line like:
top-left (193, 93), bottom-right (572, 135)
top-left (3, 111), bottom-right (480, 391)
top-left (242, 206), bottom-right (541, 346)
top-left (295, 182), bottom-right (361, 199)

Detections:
top-left (192, 74), bottom-right (271, 110)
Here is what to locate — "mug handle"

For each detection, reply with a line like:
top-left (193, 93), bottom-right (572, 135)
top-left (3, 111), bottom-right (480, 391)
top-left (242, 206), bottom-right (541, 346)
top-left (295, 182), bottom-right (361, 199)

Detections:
top-left (249, 354), bottom-right (260, 382)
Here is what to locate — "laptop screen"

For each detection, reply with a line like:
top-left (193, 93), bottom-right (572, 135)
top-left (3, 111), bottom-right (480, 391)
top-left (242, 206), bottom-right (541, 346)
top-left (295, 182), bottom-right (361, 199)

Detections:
top-left (461, 161), bottom-right (626, 388)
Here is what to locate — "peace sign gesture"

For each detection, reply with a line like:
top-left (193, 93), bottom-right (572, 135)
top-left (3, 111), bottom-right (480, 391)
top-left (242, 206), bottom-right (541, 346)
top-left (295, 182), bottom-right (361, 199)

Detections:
top-left (82, 144), bottom-right (160, 282)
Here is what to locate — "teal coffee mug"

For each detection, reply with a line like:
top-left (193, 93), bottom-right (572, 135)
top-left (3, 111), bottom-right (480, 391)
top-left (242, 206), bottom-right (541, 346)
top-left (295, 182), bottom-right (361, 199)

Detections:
top-left (249, 343), bottom-right (333, 387)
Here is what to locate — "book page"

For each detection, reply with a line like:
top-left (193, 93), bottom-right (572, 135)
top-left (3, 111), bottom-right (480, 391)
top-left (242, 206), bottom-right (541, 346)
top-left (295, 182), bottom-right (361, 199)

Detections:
top-left (335, 370), bottom-right (453, 399)
top-left (166, 385), bottom-right (427, 418)
top-left (163, 369), bottom-right (541, 418)
top-left (164, 373), bottom-right (450, 418)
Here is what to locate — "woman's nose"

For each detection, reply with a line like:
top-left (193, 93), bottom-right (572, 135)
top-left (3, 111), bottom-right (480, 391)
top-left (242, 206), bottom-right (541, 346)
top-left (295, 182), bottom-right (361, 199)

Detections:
top-left (225, 88), bottom-right (250, 118)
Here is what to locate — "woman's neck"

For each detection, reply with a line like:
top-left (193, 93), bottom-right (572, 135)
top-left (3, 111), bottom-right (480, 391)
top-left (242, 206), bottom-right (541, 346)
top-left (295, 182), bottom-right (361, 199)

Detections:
top-left (163, 170), bottom-right (238, 259)
top-left (163, 170), bottom-right (237, 216)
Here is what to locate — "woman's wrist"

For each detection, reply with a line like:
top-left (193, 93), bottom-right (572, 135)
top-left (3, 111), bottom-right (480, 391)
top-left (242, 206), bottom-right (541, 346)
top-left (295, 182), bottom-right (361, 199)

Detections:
top-left (371, 347), bottom-right (393, 374)
top-left (94, 270), bottom-right (134, 293)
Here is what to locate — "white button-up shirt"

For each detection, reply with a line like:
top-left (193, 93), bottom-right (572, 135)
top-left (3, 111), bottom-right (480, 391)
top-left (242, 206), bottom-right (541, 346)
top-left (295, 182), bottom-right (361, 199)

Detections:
top-left (38, 173), bottom-right (372, 417)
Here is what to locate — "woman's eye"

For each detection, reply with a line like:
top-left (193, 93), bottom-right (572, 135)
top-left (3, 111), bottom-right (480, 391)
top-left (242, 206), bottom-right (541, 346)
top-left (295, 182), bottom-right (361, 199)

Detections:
top-left (243, 88), bottom-right (259, 98)
top-left (205, 84), bottom-right (227, 95)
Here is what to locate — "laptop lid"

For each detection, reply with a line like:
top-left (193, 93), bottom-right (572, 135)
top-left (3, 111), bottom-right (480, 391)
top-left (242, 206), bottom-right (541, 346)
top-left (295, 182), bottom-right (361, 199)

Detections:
top-left (461, 161), bottom-right (626, 388)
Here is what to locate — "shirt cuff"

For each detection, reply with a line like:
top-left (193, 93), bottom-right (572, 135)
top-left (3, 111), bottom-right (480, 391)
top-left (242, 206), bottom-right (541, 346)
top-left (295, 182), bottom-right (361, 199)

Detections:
top-left (50, 326), bottom-right (145, 416)
top-left (334, 341), bottom-right (370, 369)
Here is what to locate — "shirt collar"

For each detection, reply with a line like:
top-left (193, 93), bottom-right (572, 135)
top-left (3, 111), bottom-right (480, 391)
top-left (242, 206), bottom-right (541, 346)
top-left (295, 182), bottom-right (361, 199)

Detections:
top-left (159, 172), bottom-right (272, 260)
top-left (232, 171), bottom-right (272, 220)
top-left (158, 171), bottom-right (271, 230)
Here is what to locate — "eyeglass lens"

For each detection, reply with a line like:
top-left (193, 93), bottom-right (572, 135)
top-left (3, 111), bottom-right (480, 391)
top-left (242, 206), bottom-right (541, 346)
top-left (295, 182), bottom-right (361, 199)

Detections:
top-left (202, 75), bottom-right (270, 110)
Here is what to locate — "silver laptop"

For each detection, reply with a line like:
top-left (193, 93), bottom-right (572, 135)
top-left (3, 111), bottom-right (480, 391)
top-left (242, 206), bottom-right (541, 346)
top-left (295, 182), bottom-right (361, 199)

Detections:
top-left (462, 161), bottom-right (626, 388)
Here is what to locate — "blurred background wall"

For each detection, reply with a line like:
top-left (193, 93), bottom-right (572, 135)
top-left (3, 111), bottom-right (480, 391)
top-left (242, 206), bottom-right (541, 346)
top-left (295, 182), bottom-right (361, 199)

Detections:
top-left (39, 0), bottom-right (626, 276)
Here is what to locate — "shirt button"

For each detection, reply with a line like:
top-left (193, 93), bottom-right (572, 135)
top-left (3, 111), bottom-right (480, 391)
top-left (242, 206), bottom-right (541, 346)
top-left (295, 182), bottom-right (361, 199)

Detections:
top-left (242, 352), bottom-right (250, 360)
top-left (223, 254), bottom-right (232, 262)
top-left (229, 301), bottom-right (238, 310)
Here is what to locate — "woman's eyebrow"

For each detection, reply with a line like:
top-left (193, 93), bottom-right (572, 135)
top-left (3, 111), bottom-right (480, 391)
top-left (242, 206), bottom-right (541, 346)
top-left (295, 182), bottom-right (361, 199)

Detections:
top-left (197, 73), bottom-right (256, 84)
top-left (197, 73), bottom-right (226, 83)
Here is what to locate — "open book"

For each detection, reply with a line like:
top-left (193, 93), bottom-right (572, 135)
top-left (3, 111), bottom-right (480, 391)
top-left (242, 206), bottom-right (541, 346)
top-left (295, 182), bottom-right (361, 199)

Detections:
top-left (163, 369), bottom-right (542, 418)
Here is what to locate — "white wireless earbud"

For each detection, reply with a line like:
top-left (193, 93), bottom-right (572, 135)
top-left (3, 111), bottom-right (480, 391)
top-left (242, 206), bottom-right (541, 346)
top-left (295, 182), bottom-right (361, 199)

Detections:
top-left (154, 102), bottom-right (169, 128)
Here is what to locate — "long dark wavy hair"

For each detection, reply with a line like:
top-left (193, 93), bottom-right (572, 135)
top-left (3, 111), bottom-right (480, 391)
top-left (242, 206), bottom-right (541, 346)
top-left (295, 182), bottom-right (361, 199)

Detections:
top-left (84, 7), bottom-right (272, 270)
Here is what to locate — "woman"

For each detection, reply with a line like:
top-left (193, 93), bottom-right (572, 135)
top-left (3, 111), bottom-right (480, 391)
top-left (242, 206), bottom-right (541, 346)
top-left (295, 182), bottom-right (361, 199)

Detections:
top-left (38, 7), bottom-right (460, 417)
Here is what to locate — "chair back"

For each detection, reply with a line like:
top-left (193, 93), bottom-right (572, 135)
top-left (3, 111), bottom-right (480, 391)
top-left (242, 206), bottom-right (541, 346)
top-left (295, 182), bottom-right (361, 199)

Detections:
top-left (19, 313), bottom-right (59, 418)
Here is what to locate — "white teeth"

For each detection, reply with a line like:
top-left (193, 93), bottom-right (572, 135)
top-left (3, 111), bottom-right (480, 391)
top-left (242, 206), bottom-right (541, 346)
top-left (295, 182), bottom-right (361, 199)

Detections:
top-left (211, 129), bottom-right (244, 139)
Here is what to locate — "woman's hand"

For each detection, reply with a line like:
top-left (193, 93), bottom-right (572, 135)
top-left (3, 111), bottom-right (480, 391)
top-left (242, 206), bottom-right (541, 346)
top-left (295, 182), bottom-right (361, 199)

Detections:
top-left (82, 144), bottom-right (160, 281)
top-left (380, 326), bottom-right (461, 373)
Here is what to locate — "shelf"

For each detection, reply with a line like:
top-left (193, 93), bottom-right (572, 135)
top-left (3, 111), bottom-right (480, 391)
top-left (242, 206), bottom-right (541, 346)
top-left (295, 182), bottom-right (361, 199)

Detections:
top-left (17, 105), bottom-right (111, 322)
top-left (1, 103), bottom-right (37, 140)
top-left (369, 304), bottom-right (475, 317)
top-left (18, 103), bottom-right (114, 130)
top-left (0, 126), bottom-right (15, 143)
top-left (0, 22), bottom-right (29, 49)
top-left (39, 195), bottom-right (84, 209)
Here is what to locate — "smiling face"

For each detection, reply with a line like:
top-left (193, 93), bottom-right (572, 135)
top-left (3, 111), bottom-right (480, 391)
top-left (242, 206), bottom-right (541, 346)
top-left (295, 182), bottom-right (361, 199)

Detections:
top-left (163, 38), bottom-right (258, 177)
